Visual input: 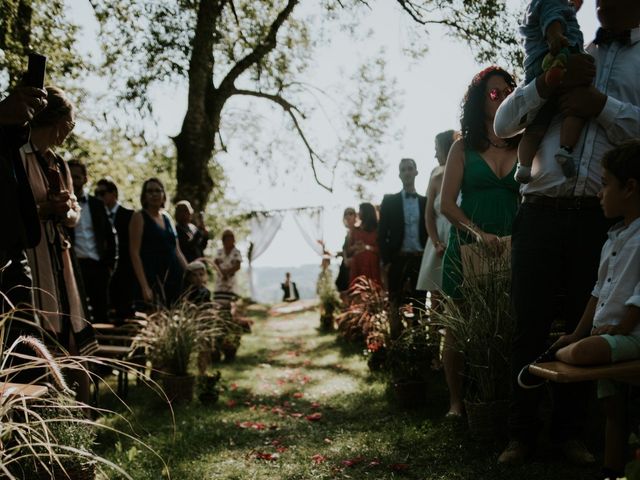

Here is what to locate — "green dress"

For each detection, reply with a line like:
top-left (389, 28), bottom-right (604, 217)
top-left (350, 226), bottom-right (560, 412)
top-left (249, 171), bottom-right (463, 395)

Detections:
top-left (442, 148), bottom-right (519, 298)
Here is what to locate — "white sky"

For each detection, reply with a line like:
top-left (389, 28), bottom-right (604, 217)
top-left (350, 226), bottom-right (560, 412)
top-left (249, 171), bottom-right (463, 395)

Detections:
top-left (69, 0), bottom-right (599, 268)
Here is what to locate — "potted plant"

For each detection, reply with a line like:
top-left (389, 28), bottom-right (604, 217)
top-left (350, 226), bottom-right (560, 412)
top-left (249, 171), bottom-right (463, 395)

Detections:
top-left (433, 240), bottom-right (514, 439)
top-left (136, 301), bottom-right (225, 403)
top-left (196, 370), bottom-right (221, 405)
top-left (385, 323), bottom-right (435, 409)
top-left (316, 266), bottom-right (342, 331)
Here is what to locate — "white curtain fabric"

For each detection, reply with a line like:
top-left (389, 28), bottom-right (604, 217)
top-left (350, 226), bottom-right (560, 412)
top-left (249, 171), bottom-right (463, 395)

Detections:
top-left (292, 207), bottom-right (325, 256)
top-left (247, 212), bottom-right (285, 299)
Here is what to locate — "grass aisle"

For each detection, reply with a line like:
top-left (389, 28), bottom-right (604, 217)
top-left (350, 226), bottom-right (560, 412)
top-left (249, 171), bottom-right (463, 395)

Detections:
top-left (97, 309), bottom-right (600, 479)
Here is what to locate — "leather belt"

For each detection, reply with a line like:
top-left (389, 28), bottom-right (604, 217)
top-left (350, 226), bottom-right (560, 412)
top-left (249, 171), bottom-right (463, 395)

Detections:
top-left (522, 195), bottom-right (600, 210)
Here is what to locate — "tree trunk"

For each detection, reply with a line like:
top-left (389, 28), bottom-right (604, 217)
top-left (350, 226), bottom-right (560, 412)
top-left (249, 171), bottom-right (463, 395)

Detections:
top-left (174, 0), bottom-right (223, 212)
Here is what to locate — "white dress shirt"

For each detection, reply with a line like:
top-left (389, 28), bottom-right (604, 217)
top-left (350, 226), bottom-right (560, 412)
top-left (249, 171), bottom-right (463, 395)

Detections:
top-left (494, 27), bottom-right (640, 197)
top-left (591, 217), bottom-right (640, 337)
top-left (75, 189), bottom-right (100, 261)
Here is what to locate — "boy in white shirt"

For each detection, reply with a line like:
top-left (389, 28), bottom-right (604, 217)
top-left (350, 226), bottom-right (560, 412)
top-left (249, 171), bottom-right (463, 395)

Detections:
top-left (554, 140), bottom-right (640, 478)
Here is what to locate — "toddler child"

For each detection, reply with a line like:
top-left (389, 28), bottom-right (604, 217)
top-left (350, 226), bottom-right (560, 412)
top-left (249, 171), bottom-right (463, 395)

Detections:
top-left (515, 0), bottom-right (590, 183)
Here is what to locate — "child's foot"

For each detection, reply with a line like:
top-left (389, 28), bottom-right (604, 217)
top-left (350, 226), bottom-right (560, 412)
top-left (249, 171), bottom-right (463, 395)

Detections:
top-left (555, 146), bottom-right (576, 178)
top-left (517, 347), bottom-right (558, 389)
top-left (514, 164), bottom-right (532, 184)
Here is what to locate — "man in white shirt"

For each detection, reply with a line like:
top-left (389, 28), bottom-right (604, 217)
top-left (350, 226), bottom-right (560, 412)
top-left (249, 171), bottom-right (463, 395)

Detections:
top-left (494, 0), bottom-right (640, 465)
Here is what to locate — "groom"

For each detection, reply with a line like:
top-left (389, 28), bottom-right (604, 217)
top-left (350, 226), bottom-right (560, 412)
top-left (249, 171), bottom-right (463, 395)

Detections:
top-left (378, 158), bottom-right (427, 339)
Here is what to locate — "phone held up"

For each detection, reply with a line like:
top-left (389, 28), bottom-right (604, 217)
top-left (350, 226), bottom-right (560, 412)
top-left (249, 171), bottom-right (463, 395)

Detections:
top-left (25, 53), bottom-right (47, 89)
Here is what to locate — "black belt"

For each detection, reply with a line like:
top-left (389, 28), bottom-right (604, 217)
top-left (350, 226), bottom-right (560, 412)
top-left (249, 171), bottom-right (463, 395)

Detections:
top-left (522, 195), bottom-right (600, 210)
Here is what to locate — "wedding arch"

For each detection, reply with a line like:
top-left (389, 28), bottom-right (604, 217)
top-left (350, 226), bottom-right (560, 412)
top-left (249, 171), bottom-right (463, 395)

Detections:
top-left (246, 206), bottom-right (325, 300)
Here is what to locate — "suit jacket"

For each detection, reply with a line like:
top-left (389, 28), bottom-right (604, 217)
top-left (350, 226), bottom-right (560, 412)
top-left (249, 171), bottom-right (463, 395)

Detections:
top-left (0, 125), bottom-right (40, 256)
top-left (68, 195), bottom-right (117, 270)
top-left (112, 205), bottom-right (134, 276)
top-left (377, 191), bottom-right (427, 265)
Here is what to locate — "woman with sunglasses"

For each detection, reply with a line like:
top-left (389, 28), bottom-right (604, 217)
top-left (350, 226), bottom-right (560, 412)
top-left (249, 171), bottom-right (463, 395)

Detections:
top-left (439, 66), bottom-right (521, 417)
top-left (129, 178), bottom-right (188, 309)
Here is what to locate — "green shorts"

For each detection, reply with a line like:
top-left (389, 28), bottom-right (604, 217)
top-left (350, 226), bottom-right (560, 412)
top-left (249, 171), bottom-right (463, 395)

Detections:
top-left (597, 333), bottom-right (640, 399)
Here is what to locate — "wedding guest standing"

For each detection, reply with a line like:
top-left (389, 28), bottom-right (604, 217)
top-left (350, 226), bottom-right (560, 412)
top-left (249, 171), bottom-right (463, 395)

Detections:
top-left (348, 202), bottom-right (381, 286)
top-left (22, 86), bottom-right (97, 401)
top-left (95, 178), bottom-right (135, 321)
top-left (129, 178), bottom-right (188, 308)
top-left (335, 207), bottom-right (356, 297)
top-left (440, 67), bottom-right (520, 417)
top-left (494, 0), bottom-right (640, 465)
top-left (416, 130), bottom-right (457, 297)
top-left (67, 160), bottom-right (117, 324)
top-left (175, 200), bottom-right (209, 263)
top-left (377, 158), bottom-right (427, 339)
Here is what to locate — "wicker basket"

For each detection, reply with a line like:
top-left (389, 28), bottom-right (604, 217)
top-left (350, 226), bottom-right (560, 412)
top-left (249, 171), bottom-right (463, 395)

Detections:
top-left (464, 399), bottom-right (509, 441)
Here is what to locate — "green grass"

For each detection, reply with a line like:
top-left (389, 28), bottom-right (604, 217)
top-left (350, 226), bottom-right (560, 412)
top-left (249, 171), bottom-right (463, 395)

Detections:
top-left (95, 309), bottom-right (602, 480)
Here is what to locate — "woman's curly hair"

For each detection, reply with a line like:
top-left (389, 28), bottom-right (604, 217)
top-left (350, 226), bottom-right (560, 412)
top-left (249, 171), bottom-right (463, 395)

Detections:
top-left (460, 66), bottom-right (519, 152)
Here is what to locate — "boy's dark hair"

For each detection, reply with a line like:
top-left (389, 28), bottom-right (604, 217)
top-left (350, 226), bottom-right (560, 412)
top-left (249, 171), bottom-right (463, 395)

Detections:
top-left (602, 140), bottom-right (640, 186)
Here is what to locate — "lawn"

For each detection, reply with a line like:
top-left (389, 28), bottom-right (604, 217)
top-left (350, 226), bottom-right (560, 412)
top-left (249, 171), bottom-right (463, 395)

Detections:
top-left (95, 308), bottom-right (603, 480)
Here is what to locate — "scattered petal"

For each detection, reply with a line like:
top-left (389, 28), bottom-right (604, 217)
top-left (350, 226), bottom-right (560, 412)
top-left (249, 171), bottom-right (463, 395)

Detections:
top-left (230, 383), bottom-right (238, 391)
top-left (226, 400), bottom-right (237, 408)
top-left (293, 392), bottom-right (304, 399)
top-left (290, 412), bottom-right (303, 418)
top-left (311, 454), bottom-right (327, 464)
top-left (310, 402), bottom-right (321, 409)
top-left (255, 452), bottom-right (279, 461)
top-left (306, 412), bottom-right (322, 422)
top-left (390, 463), bottom-right (410, 471)
top-left (323, 438), bottom-right (332, 444)
top-left (341, 456), bottom-right (364, 467)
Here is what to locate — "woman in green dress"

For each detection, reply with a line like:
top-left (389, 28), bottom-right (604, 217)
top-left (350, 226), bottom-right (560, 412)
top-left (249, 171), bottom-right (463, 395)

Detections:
top-left (440, 66), bottom-right (521, 417)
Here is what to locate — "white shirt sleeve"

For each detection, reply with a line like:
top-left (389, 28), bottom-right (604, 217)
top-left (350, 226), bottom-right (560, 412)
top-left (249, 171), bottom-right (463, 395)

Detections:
top-left (625, 280), bottom-right (640, 309)
top-left (596, 95), bottom-right (640, 145)
top-left (494, 80), bottom-right (548, 139)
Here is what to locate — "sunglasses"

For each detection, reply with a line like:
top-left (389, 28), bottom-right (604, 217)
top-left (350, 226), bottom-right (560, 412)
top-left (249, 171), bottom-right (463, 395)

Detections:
top-left (488, 87), bottom-right (513, 102)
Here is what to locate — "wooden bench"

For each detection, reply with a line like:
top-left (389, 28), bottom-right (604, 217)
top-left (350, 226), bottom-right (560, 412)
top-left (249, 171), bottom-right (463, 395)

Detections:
top-left (0, 381), bottom-right (48, 399)
top-left (529, 360), bottom-right (640, 384)
top-left (92, 318), bottom-right (147, 400)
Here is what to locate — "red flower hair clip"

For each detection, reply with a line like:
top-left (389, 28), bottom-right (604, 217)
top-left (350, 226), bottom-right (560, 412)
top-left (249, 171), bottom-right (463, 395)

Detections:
top-left (472, 66), bottom-right (502, 86)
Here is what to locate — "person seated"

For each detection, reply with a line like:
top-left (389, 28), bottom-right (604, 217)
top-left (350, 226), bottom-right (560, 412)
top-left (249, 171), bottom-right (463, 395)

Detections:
top-left (183, 260), bottom-right (211, 304)
top-left (546, 141), bottom-right (640, 479)
top-left (281, 272), bottom-right (300, 302)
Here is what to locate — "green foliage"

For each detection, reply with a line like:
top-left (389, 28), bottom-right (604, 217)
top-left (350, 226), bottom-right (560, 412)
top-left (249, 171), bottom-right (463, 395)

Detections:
top-left (316, 269), bottom-right (341, 313)
top-left (385, 323), bottom-right (434, 382)
top-left (0, 0), bottom-right (86, 90)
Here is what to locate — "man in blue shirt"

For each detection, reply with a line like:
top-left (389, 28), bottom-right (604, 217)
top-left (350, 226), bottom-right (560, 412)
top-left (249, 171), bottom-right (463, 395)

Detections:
top-left (378, 158), bottom-right (428, 338)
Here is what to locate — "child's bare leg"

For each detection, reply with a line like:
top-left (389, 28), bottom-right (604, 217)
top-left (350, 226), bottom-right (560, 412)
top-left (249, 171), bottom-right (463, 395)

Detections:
top-left (555, 335), bottom-right (612, 365)
top-left (603, 393), bottom-right (627, 474)
top-left (555, 115), bottom-right (586, 178)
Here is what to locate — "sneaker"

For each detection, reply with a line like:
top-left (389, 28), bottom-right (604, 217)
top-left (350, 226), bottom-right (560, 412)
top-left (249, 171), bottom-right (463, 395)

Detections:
top-left (514, 164), bottom-right (532, 184)
top-left (517, 347), bottom-right (557, 389)
top-left (560, 439), bottom-right (595, 465)
top-left (497, 440), bottom-right (533, 465)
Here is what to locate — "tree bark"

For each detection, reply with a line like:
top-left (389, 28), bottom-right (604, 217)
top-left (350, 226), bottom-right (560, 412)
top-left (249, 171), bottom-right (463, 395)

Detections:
top-left (173, 0), bottom-right (224, 212)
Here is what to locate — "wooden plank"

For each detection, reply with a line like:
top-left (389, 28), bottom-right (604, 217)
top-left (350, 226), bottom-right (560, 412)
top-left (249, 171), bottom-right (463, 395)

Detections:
top-left (0, 382), bottom-right (48, 398)
top-left (96, 345), bottom-right (133, 358)
top-left (529, 360), bottom-right (640, 383)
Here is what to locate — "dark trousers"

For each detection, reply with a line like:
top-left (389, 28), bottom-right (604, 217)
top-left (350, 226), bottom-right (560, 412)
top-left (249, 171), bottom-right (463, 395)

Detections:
top-left (78, 257), bottom-right (110, 324)
top-left (109, 266), bottom-right (135, 322)
top-left (508, 202), bottom-right (610, 444)
top-left (388, 254), bottom-right (425, 339)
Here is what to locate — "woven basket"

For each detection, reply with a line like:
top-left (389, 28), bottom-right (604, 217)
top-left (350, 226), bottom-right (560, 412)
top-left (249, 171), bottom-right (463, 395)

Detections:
top-left (464, 399), bottom-right (509, 441)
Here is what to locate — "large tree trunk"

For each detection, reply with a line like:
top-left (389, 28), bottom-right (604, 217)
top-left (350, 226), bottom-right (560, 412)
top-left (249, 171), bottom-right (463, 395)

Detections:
top-left (174, 0), bottom-right (223, 212)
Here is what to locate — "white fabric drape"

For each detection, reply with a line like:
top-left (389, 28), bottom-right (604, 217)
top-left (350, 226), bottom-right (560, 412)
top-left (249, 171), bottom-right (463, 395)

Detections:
top-left (292, 207), bottom-right (325, 256)
top-left (247, 212), bottom-right (285, 299)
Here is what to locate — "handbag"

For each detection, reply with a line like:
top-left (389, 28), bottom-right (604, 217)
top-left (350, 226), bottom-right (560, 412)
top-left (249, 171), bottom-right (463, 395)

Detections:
top-left (459, 223), bottom-right (511, 279)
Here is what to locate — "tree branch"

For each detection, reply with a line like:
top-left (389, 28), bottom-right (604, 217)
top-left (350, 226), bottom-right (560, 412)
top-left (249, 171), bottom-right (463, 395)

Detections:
top-left (219, 0), bottom-right (298, 92)
top-left (231, 88), bottom-right (333, 192)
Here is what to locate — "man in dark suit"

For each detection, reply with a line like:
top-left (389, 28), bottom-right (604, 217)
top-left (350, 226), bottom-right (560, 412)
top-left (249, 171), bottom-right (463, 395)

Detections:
top-left (67, 161), bottom-right (117, 324)
top-left (95, 178), bottom-right (135, 322)
top-left (378, 158), bottom-right (427, 339)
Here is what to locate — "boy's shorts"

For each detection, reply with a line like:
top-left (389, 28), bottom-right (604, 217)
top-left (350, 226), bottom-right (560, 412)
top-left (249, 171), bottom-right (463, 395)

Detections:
top-left (597, 333), bottom-right (640, 399)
